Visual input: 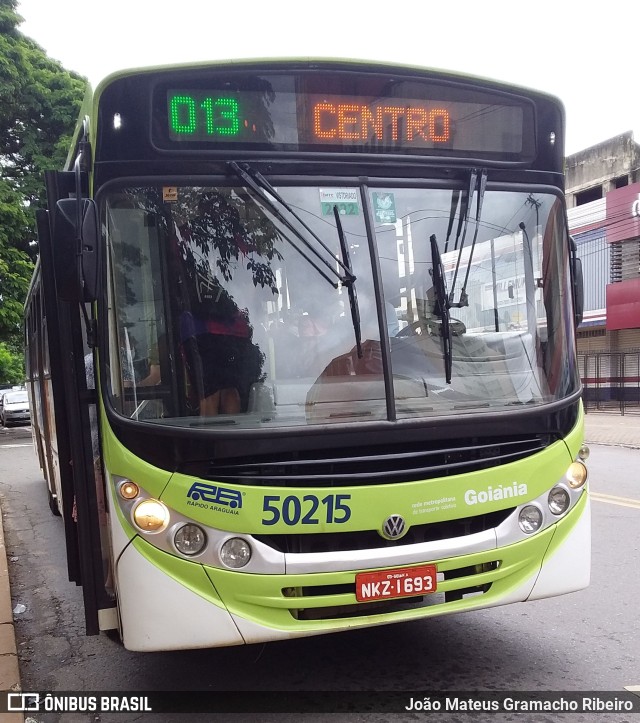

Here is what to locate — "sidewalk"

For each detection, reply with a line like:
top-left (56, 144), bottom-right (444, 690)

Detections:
top-left (0, 504), bottom-right (22, 722)
top-left (0, 411), bottom-right (637, 716)
top-left (583, 410), bottom-right (640, 449)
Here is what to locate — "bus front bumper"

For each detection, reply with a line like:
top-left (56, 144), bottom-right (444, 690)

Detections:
top-left (114, 492), bottom-right (590, 652)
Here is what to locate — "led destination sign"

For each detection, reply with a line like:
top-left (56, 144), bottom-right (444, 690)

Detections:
top-left (169, 92), bottom-right (456, 146)
top-left (160, 73), bottom-right (535, 158)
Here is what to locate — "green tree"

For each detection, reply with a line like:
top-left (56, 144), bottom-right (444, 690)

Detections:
top-left (0, 0), bottom-right (86, 382)
top-left (0, 179), bottom-right (31, 340)
top-left (0, 341), bottom-right (23, 383)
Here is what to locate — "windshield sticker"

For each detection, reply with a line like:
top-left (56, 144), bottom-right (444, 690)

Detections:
top-left (319, 188), bottom-right (360, 216)
top-left (163, 186), bottom-right (178, 202)
top-left (372, 192), bottom-right (397, 224)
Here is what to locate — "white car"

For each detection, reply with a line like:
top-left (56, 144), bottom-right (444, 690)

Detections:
top-left (0, 389), bottom-right (31, 427)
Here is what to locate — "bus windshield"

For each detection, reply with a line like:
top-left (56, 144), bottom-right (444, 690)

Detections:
top-left (103, 182), bottom-right (578, 428)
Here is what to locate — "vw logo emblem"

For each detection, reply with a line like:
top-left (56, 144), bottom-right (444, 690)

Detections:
top-left (380, 514), bottom-right (407, 540)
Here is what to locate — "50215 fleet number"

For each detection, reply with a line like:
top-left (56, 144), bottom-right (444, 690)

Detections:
top-left (262, 494), bottom-right (351, 526)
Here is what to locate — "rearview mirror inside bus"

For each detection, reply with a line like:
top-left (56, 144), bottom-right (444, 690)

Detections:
top-left (53, 197), bottom-right (99, 303)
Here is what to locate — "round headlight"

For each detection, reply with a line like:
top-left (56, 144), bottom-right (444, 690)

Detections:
top-left (578, 444), bottom-right (590, 461)
top-left (132, 499), bottom-right (169, 532)
top-left (220, 538), bottom-right (251, 569)
top-left (174, 524), bottom-right (207, 556)
top-left (119, 480), bottom-right (139, 500)
top-left (566, 461), bottom-right (588, 489)
top-left (519, 505), bottom-right (543, 534)
top-left (548, 486), bottom-right (571, 515)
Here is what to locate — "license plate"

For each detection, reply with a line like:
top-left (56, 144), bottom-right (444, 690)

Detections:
top-left (355, 564), bottom-right (437, 603)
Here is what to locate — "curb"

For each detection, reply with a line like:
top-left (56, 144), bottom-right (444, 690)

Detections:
top-left (0, 503), bottom-right (23, 722)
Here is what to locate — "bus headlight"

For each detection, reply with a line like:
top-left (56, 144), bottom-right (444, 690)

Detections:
top-left (133, 499), bottom-right (169, 532)
top-left (174, 524), bottom-right (207, 556)
top-left (119, 480), bottom-right (139, 500)
top-left (220, 538), bottom-right (251, 569)
top-left (578, 444), bottom-right (590, 461)
top-left (548, 486), bottom-right (571, 515)
top-left (518, 505), bottom-right (543, 534)
top-left (566, 461), bottom-right (588, 489)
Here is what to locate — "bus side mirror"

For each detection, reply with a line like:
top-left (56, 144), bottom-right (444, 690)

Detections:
top-left (52, 198), bottom-right (99, 303)
top-left (570, 237), bottom-right (584, 327)
top-left (573, 256), bottom-right (584, 327)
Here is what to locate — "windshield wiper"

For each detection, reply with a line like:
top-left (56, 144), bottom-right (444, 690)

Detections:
top-left (449, 169), bottom-right (487, 309)
top-left (446, 170), bottom-right (476, 259)
top-left (333, 205), bottom-right (362, 357)
top-left (228, 161), bottom-right (363, 358)
top-left (228, 161), bottom-right (354, 287)
top-left (429, 233), bottom-right (453, 384)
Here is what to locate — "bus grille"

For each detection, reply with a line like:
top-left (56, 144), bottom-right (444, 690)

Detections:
top-left (202, 434), bottom-right (549, 487)
top-left (254, 508), bottom-right (512, 554)
top-left (283, 560), bottom-right (500, 621)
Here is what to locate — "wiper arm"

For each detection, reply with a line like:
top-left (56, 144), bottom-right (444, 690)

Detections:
top-left (430, 233), bottom-right (453, 384)
top-left (333, 205), bottom-right (362, 358)
top-left (447, 169), bottom-right (476, 283)
top-left (443, 189), bottom-right (460, 254)
top-left (228, 161), bottom-right (355, 288)
top-left (229, 162), bottom-right (362, 357)
top-left (449, 169), bottom-right (487, 309)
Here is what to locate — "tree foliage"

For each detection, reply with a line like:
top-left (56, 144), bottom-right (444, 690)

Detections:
top-left (0, 0), bottom-right (86, 381)
top-left (0, 341), bottom-right (23, 383)
top-left (0, 179), bottom-right (32, 339)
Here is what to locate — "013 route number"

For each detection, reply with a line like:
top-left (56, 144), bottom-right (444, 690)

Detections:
top-left (262, 494), bottom-right (351, 526)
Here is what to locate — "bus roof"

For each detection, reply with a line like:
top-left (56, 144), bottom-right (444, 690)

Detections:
top-left (91, 57), bottom-right (564, 108)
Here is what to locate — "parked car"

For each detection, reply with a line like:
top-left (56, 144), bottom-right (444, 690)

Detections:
top-left (0, 389), bottom-right (31, 427)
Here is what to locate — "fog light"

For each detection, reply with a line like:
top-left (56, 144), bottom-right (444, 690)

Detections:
top-left (519, 505), bottom-right (543, 534)
top-left (566, 461), bottom-right (588, 489)
top-left (133, 499), bottom-right (169, 532)
top-left (220, 538), bottom-right (251, 569)
top-left (174, 524), bottom-right (207, 556)
top-left (119, 480), bottom-right (139, 500)
top-left (548, 486), bottom-right (570, 515)
top-left (578, 444), bottom-right (590, 461)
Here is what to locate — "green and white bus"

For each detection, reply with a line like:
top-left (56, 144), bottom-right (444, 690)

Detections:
top-left (24, 59), bottom-right (590, 651)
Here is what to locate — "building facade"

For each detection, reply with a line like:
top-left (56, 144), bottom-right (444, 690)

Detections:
top-left (565, 132), bottom-right (640, 408)
top-left (566, 131), bottom-right (640, 353)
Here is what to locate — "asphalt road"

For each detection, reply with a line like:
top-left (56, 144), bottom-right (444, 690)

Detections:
top-left (1, 425), bottom-right (639, 722)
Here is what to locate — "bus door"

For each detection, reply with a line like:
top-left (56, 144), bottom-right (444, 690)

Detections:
top-left (38, 169), bottom-right (115, 634)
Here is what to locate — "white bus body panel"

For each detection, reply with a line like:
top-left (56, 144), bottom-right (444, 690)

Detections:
top-left (116, 543), bottom-right (244, 652)
top-left (527, 495), bottom-right (591, 600)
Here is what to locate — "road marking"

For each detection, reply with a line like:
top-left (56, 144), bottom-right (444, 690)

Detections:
top-left (591, 492), bottom-right (640, 510)
top-left (0, 443), bottom-right (32, 448)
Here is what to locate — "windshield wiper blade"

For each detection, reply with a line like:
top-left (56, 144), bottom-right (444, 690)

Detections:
top-left (333, 205), bottom-right (362, 358)
top-left (449, 169), bottom-right (487, 309)
top-left (247, 166), bottom-right (355, 281)
top-left (443, 189), bottom-right (460, 254)
top-left (430, 233), bottom-right (453, 384)
top-left (229, 161), bottom-right (362, 358)
top-left (447, 170), bottom-right (476, 295)
top-left (228, 161), bottom-right (355, 288)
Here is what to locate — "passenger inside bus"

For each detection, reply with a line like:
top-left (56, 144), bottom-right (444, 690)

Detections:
top-left (180, 305), bottom-right (264, 416)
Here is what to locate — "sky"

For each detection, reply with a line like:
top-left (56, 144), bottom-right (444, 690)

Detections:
top-left (16, 0), bottom-right (637, 156)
